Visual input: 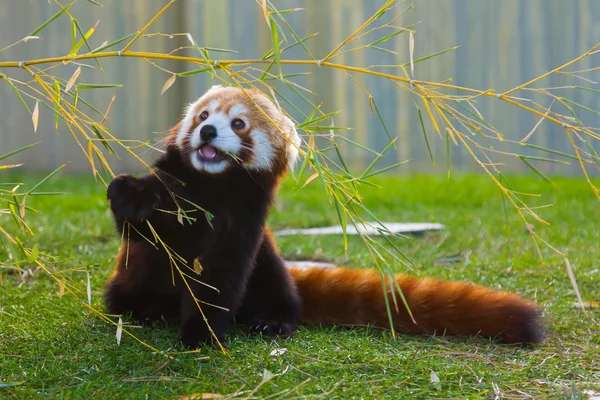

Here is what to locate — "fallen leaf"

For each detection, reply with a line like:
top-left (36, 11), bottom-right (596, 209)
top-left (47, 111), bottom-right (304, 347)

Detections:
top-left (269, 348), bottom-right (287, 357)
top-left (430, 371), bottom-right (441, 391)
top-left (86, 271), bottom-right (92, 305)
top-left (572, 301), bottom-right (600, 309)
top-left (116, 317), bottom-right (123, 345)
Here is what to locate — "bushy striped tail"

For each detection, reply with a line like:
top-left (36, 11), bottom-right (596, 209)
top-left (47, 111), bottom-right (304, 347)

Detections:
top-left (288, 266), bottom-right (543, 344)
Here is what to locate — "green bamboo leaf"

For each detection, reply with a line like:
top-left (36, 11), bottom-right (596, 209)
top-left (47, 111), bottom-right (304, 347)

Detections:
top-left (186, 33), bottom-right (218, 76)
top-left (69, 20), bottom-right (99, 56)
top-left (360, 138), bottom-right (398, 178)
top-left (417, 107), bottom-right (435, 166)
top-left (0, 143), bottom-right (40, 162)
top-left (71, 18), bottom-right (77, 49)
top-left (371, 98), bottom-right (393, 142)
top-left (518, 156), bottom-right (555, 186)
top-left (178, 66), bottom-right (212, 77)
top-left (560, 97), bottom-right (600, 117)
top-left (518, 155), bottom-right (570, 165)
top-left (27, 164), bottom-right (67, 195)
top-left (0, 74), bottom-right (31, 113)
top-left (400, 45), bottom-right (460, 67)
top-left (362, 161), bottom-right (409, 179)
top-left (267, 0), bottom-right (316, 60)
top-left (368, 29), bottom-right (407, 47)
top-left (521, 143), bottom-right (579, 160)
top-left (203, 47), bottom-right (238, 53)
top-left (53, 81), bottom-right (61, 130)
top-left (91, 123), bottom-right (116, 155)
top-left (30, 2), bottom-right (74, 36)
top-left (76, 84), bottom-right (123, 89)
top-left (270, 16), bottom-right (283, 79)
top-left (91, 32), bottom-right (136, 53)
top-left (297, 111), bottom-right (339, 129)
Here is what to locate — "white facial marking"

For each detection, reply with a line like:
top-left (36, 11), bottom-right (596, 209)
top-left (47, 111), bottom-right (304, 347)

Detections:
top-left (248, 129), bottom-right (275, 170)
top-left (228, 104), bottom-right (248, 119)
top-left (208, 100), bottom-right (220, 113)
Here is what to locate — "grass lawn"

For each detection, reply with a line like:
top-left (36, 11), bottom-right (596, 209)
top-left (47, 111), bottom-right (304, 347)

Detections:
top-left (1, 172), bottom-right (599, 398)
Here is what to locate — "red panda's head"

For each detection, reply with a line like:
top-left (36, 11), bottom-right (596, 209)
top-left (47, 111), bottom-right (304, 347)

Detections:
top-left (171, 85), bottom-right (300, 175)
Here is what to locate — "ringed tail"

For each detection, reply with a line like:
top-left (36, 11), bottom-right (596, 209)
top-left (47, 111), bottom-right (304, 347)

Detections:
top-left (288, 266), bottom-right (543, 344)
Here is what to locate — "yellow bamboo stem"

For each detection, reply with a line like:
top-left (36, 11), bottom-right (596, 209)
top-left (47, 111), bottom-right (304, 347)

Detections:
top-left (1, 51), bottom-right (589, 135)
top-left (121, 0), bottom-right (179, 52)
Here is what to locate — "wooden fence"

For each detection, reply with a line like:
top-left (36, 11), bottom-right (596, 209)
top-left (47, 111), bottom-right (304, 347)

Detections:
top-left (1, 0), bottom-right (599, 174)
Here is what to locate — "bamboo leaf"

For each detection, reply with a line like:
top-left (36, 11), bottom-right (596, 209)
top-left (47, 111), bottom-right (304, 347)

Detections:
top-left (77, 84), bottom-right (123, 89)
top-left (179, 67), bottom-right (212, 77)
top-left (65, 66), bottom-right (82, 93)
top-left (417, 107), bottom-right (435, 166)
top-left (91, 32), bottom-right (136, 53)
top-left (91, 124), bottom-right (116, 155)
top-left (68, 20), bottom-right (99, 56)
top-left (409, 31), bottom-right (415, 78)
top-left (161, 74), bottom-right (177, 95)
top-left (518, 156), bottom-right (555, 186)
top-left (270, 16), bottom-right (282, 79)
top-left (193, 257), bottom-right (203, 275)
top-left (1, 75), bottom-right (31, 113)
top-left (30, 2), bottom-right (74, 36)
top-left (32, 101), bottom-right (39, 133)
top-left (0, 143), bottom-right (39, 162)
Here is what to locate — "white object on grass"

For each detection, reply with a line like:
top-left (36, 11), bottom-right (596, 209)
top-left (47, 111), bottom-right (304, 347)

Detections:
top-left (275, 222), bottom-right (444, 237)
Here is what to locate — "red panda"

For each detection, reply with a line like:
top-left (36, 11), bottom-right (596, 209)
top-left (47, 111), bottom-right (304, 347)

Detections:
top-left (104, 85), bottom-right (543, 349)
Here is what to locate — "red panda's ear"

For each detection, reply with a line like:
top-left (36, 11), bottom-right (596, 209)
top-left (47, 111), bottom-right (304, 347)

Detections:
top-left (165, 121), bottom-right (183, 146)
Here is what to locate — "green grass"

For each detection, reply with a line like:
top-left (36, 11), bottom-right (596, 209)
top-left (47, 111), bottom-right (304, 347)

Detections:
top-left (1, 173), bottom-right (599, 399)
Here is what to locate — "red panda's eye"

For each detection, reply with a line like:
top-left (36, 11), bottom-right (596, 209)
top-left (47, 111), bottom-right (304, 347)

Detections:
top-left (200, 111), bottom-right (209, 120)
top-left (231, 119), bottom-right (245, 130)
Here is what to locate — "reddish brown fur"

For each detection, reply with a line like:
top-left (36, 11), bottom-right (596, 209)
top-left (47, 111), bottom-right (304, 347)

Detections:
top-left (289, 267), bottom-right (543, 343)
top-left (105, 86), bottom-right (543, 347)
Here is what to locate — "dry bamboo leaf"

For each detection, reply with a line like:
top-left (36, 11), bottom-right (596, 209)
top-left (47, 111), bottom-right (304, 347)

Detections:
top-left (572, 301), bottom-right (600, 309)
top-left (116, 317), bottom-right (123, 345)
top-left (32, 101), bottom-right (39, 133)
top-left (22, 36), bottom-right (40, 42)
top-left (301, 171), bottom-right (319, 188)
top-left (269, 348), bottom-right (287, 357)
top-left (58, 282), bottom-right (65, 298)
top-left (161, 74), bottom-right (176, 95)
top-left (409, 31), bottom-right (415, 78)
top-left (260, 0), bottom-right (270, 27)
top-left (86, 271), bottom-right (92, 305)
top-left (65, 66), bottom-right (81, 93)
top-left (178, 394), bottom-right (222, 400)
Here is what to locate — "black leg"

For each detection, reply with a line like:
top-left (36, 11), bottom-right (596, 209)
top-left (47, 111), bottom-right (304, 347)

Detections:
top-left (236, 232), bottom-right (302, 337)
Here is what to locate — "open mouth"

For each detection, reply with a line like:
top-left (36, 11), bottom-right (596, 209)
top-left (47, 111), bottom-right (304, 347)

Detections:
top-left (197, 144), bottom-right (228, 163)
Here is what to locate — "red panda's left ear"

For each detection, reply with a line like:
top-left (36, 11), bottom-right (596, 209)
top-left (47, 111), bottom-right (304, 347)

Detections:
top-left (165, 121), bottom-right (183, 146)
top-left (280, 116), bottom-right (300, 171)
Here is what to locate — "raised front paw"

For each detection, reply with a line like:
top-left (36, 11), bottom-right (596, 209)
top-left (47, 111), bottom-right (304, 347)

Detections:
top-left (249, 320), bottom-right (296, 338)
top-left (107, 174), bottom-right (159, 221)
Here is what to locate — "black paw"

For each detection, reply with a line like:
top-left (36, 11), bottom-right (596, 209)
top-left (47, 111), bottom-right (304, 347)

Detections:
top-left (180, 330), bottom-right (226, 350)
top-left (107, 174), bottom-right (159, 221)
top-left (249, 320), bottom-right (296, 338)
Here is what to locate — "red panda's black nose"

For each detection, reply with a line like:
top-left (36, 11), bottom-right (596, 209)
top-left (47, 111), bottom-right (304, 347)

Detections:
top-left (200, 124), bottom-right (217, 142)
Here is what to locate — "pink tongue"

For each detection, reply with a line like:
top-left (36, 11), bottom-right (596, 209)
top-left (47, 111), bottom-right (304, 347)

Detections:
top-left (200, 145), bottom-right (217, 159)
